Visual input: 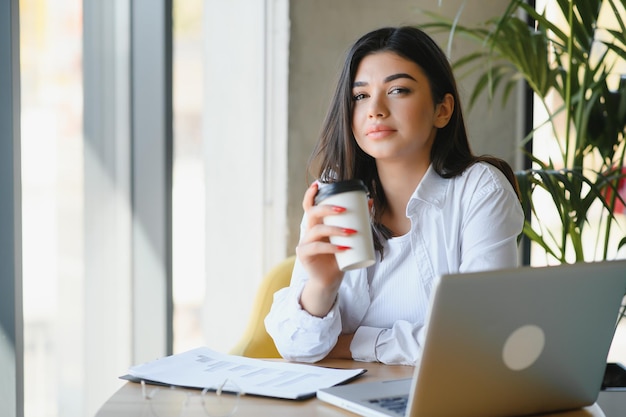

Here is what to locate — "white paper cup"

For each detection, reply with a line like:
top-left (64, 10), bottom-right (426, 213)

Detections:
top-left (315, 180), bottom-right (376, 271)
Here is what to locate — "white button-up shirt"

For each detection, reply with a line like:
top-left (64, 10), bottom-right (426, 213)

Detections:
top-left (265, 162), bottom-right (524, 365)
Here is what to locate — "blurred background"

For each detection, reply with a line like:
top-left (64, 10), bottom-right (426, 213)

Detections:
top-left (14, 0), bottom-right (626, 416)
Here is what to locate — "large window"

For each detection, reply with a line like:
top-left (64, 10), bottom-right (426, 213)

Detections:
top-left (20, 0), bottom-right (204, 417)
top-left (19, 0), bottom-right (287, 415)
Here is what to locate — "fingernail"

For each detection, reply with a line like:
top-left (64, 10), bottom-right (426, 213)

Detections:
top-left (332, 206), bottom-right (346, 213)
top-left (336, 245), bottom-right (351, 251)
top-left (342, 228), bottom-right (357, 235)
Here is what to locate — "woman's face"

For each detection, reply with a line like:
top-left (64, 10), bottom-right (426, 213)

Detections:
top-left (351, 51), bottom-right (452, 166)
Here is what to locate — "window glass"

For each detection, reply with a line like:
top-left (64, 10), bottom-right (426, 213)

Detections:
top-left (172, 0), bottom-right (206, 354)
top-left (20, 0), bottom-right (84, 416)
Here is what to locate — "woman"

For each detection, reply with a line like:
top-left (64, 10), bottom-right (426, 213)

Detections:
top-left (265, 26), bottom-right (524, 365)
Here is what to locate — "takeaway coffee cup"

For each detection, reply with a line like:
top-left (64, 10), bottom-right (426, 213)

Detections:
top-left (314, 179), bottom-right (376, 271)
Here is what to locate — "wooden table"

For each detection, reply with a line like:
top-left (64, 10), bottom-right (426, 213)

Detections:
top-left (96, 359), bottom-right (606, 417)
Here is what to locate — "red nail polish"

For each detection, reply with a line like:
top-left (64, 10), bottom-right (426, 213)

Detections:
top-left (342, 228), bottom-right (357, 235)
top-left (336, 245), bottom-right (351, 251)
top-left (332, 206), bottom-right (346, 213)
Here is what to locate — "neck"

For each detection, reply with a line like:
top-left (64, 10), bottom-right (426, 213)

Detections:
top-left (376, 159), bottom-right (430, 236)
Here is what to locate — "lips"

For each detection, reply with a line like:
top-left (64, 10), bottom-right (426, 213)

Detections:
top-left (365, 124), bottom-right (396, 138)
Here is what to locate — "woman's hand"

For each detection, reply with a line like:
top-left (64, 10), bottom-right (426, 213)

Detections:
top-left (297, 182), bottom-right (354, 317)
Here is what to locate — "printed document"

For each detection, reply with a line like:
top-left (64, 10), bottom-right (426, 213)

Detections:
top-left (123, 346), bottom-right (366, 400)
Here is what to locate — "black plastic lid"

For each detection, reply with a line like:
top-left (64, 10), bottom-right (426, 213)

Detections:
top-left (314, 179), bottom-right (369, 205)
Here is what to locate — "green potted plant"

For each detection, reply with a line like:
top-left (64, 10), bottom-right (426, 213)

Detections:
top-left (419, 0), bottom-right (626, 318)
top-left (420, 0), bottom-right (626, 261)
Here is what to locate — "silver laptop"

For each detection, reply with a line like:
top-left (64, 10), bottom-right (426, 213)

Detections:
top-left (317, 260), bottom-right (626, 417)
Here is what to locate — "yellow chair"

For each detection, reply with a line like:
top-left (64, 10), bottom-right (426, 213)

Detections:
top-left (230, 255), bottom-right (296, 358)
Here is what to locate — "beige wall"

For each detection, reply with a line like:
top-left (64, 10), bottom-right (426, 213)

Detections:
top-left (285, 0), bottom-right (523, 252)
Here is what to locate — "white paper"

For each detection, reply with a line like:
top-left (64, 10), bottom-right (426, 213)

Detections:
top-left (125, 347), bottom-right (366, 400)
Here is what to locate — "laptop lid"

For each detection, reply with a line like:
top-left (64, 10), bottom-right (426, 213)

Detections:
top-left (317, 260), bottom-right (626, 417)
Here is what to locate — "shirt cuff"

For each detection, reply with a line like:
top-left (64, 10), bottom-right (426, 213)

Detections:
top-left (287, 281), bottom-right (339, 326)
top-left (350, 326), bottom-right (383, 362)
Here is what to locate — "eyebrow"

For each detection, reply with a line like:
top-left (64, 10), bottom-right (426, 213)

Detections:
top-left (353, 72), bottom-right (417, 87)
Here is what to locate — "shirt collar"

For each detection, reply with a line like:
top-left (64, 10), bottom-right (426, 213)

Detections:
top-left (408, 164), bottom-right (448, 211)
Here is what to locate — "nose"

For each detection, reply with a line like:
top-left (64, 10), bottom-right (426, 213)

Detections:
top-left (368, 94), bottom-right (388, 119)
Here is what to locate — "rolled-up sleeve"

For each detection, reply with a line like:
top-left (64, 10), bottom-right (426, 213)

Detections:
top-left (350, 326), bottom-right (382, 362)
top-left (264, 275), bottom-right (343, 363)
top-left (351, 321), bottom-right (429, 365)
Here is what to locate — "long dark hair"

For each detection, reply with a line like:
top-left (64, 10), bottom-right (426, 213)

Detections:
top-left (308, 26), bottom-right (520, 255)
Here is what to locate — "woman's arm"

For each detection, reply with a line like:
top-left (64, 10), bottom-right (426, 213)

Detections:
top-left (265, 182), bottom-right (359, 362)
top-left (296, 182), bottom-right (351, 316)
top-left (458, 167), bottom-right (524, 273)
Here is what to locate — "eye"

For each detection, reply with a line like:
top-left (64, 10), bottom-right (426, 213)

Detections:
top-left (389, 87), bottom-right (410, 95)
top-left (353, 92), bottom-right (368, 101)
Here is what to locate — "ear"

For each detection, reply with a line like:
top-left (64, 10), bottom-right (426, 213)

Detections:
top-left (434, 93), bottom-right (454, 128)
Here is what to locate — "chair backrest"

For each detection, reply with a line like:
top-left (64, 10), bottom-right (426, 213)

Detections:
top-left (229, 256), bottom-right (296, 358)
